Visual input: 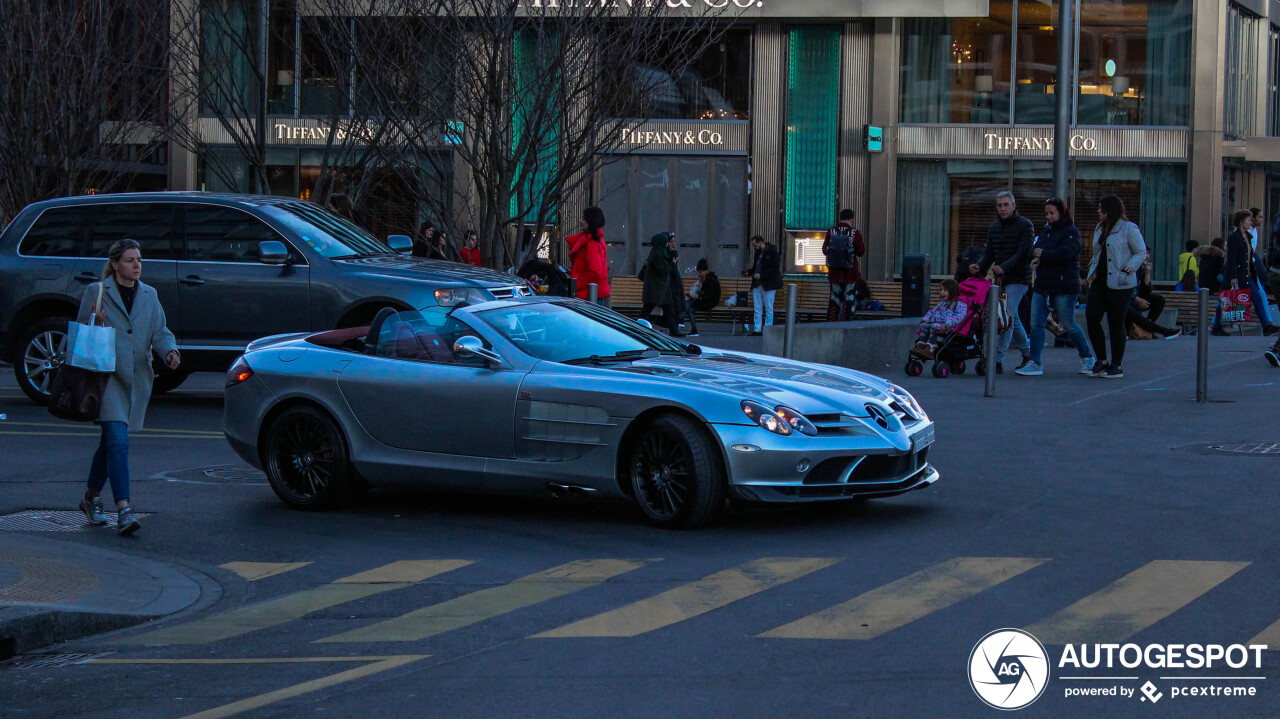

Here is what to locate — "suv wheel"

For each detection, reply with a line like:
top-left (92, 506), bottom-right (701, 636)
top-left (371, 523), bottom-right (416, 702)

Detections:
top-left (14, 317), bottom-right (71, 405)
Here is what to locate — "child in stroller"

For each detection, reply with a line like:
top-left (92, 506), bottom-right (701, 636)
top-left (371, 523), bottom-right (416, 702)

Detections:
top-left (905, 277), bottom-right (991, 377)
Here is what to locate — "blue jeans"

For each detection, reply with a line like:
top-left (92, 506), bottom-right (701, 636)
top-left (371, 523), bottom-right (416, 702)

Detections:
top-left (1251, 278), bottom-right (1272, 326)
top-left (752, 287), bottom-right (776, 331)
top-left (1030, 292), bottom-right (1092, 366)
top-left (996, 282), bottom-right (1031, 364)
top-left (87, 421), bottom-right (130, 504)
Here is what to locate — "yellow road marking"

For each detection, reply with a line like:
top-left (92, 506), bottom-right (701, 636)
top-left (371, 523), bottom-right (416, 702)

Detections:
top-left (333, 560), bottom-right (470, 584)
top-left (220, 561), bottom-right (312, 582)
top-left (0, 431), bottom-right (223, 439)
top-left (124, 560), bottom-right (472, 646)
top-left (1247, 617), bottom-right (1280, 646)
top-left (4, 420), bottom-right (219, 435)
top-left (533, 557), bottom-right (838, 638)
top-left (318, 559), bottom-right (655, 643)
top-left (760, 557), bottom-right (1048, 640)
top-left (1024, 560), bottom-right (1250, 644)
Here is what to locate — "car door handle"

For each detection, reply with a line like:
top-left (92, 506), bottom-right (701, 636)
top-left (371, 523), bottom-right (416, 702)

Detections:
top-left (74, 272), bottom-right (97, 284)
top-left (181, 276), bottom-right (206, 286)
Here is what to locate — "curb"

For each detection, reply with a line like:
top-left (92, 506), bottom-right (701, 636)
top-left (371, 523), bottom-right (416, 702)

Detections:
top-left (0, 534), bottom-right (215, 658)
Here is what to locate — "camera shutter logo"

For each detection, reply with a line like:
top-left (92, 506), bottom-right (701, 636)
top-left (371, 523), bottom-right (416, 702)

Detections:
top-left (968, 629), bottom-right (1050, 710)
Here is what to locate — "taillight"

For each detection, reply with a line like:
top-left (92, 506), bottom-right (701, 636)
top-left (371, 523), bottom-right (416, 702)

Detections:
top-left (226, 356), bottom-right (253, 387)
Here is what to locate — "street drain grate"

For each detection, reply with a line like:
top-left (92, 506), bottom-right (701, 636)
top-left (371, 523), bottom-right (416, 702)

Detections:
top-left (0, 652), bottom-right (114, 670)
top-left (1212, 442), bottom-right (1280, 455)
top-left (0, 510), bottom-right (154, 533)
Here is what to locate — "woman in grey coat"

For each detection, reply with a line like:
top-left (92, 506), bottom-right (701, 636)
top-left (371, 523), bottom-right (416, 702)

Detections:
top-left (1085, 195), bottom-right (1147, 379)
top-left (76, 239), bottom-right (180, 535)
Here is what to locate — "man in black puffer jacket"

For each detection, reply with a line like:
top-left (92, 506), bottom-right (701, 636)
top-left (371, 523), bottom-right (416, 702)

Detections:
top-left (968, 191), bottom-right (1034, 372)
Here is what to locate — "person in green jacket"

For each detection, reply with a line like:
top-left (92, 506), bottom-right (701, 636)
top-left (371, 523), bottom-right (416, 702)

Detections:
top-left (640, 232), bottom-right (683, 336)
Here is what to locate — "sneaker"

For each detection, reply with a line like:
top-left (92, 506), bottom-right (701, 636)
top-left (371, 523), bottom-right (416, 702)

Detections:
top-left (1265, 325), bottom-right (1279, 337)
top-left (749, 331), bottom-right (763, 337)
top-left (1211, 328), bottom-right (1229, 336)
top-left (1014, 361), bottom-right (1043, 376)
top-left (687, 332), bottom-right (700, 337)
top-left (1079, 356), bottom-right (1097, 374)
top-left (116, 507), bottom-right (140, 536)
top-left (1103, 366), bottom-right (1125, 379)
top-left (79, 495), bottom-right (107, 525)
top-left (1265, 350), bottom-right (1279, 368)
top-left (1164, 329), bottom-right (1182, 340)
top-left (1087, 361), bottom-right (1110, 377)
top-left (1015, 357), bottom-right (1033, 370)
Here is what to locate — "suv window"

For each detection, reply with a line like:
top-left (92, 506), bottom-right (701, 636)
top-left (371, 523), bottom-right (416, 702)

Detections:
top-left (259, 201), bottom-right (392, 258)
top-left (17, 205), bottom-right (94, 257)
top-left (183, 205), bottom-right (291, 263)
top-left (84, 203), bottom-right (179, 260)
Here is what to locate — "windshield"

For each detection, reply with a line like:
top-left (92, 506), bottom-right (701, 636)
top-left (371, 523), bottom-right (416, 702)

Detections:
top-left (260, 201), bottom-right (394, 258)
top-left (477, 301), bottom-right (687, 363)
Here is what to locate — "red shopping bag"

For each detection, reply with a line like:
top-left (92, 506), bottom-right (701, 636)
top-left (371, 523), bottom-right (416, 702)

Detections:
top-left (1217, 288), bottom-right (1254, 324)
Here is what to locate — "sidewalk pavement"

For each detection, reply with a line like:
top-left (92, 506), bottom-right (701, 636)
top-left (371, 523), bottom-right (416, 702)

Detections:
top-left (0, 533), bottom-right (210, 658)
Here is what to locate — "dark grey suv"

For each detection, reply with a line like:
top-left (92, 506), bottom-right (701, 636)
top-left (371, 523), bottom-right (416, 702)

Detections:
top-left (0, 192), bottom-right (531, 403)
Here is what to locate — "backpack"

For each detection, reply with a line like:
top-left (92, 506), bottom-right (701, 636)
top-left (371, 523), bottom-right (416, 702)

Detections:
top-left (826, 225), bottom-right (857, 270)
top-left (1179, 268), bottom-right (1198, 292)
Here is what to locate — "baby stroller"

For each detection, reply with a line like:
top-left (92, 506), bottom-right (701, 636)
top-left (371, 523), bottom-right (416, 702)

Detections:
top-left (904, 277), bottom-right (993, 378)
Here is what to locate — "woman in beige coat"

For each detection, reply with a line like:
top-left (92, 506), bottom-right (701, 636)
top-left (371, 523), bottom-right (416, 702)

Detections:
top-left (76, 239), bottom-right (180, 535)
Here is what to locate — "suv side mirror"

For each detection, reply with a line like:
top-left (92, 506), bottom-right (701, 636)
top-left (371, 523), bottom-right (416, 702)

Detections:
top-left (452, 335), bottom-right (504, 365)
top-left (259, 241), bottom-right (289, 266)
top-left (387, 235), bottom-right (413, 254)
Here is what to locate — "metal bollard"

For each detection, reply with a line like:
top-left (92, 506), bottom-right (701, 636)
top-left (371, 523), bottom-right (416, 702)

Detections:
top-left (1196, 287), bottom-right (1209, 403)
top-left (568, 277), bottom-right (577, 298)
top-left (984, 283), bottom-right (999, 397)
top-left (783, 284), bottom-right (797, 358)
top-left (588, 282), bottom-right (598, 303)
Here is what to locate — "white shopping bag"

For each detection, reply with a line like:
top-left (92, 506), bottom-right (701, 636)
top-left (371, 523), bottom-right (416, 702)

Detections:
top-left (67, 284), bottom-right (116, 373)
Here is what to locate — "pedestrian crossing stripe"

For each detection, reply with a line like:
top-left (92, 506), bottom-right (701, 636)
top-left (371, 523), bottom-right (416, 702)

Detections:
top-left (759, 557), bottom-right (1049, 640)
top-left (117, 557), bottom-right (1280, 650)
top-left (220, 562), bottom-right (312, 582)
top-left (1023, 560), bottom-right (1250, 644)
top-left (533, 557), bottom-right (839, 638)
top-left (316, 559), bottom-right (655, 643)
top-left (124, 560), bottom-right (472, 646)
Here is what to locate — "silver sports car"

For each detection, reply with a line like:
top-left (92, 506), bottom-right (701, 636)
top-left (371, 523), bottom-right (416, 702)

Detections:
top-left (223, 297), bottom-right (938, 528)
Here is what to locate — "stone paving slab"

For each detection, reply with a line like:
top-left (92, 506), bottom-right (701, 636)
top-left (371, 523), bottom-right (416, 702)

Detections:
top-left (0, 533), bottom-right (211, 656)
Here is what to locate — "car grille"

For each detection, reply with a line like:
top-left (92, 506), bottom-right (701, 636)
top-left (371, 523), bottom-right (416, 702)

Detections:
top-left (805, 413), bottom-right (865, 437)
top-left (802, 447), bottom-right (930, 486)
top-left (490, 285), bottom-right (532, 299)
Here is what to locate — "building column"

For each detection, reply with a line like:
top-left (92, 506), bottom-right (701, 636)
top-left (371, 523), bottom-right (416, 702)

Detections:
top-left (168, 0), bottom-right (199, 191)
top-left (866, 18), bottom-right (900, 281)
top-left (749, 22), bottom-right (786, 263)
top-left (839, 21), bottom-right (872, 267)
top-left (1188, 0), bottom-right (1227, 242)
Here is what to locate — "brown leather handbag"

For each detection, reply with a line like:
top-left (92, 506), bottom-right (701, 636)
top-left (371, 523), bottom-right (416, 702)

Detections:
top-left (48, 364), bottom-right (110, 422)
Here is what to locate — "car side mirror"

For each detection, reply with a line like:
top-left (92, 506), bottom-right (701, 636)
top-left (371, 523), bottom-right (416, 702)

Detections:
top-left (452, 335), bottom-right (504, 365)
top-left (387, 235), bottom-right (413, 254)
top-left (259, 240), bottom-right (289, 266)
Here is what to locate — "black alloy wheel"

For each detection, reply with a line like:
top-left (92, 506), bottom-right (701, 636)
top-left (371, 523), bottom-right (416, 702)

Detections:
top-left (14, 317), bottom-right (70, 405)
top-left (629, 413), bottom-right (725, 529)
top-left (263, 406), bottom-right (356, 510)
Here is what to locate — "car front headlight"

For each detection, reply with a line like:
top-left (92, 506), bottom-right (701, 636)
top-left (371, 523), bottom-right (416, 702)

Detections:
top-left (773, 405), bottom-right (818, 436)
top-left (887, 383), bottom-right (926, 420)
top-left (434, 287), bottom-right (489, 307)
top-left (741, 400), bottom-right (791, 436)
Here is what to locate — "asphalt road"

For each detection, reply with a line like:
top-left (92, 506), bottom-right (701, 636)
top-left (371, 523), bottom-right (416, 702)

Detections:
top-left (2, 334), bottom-right (1279, 719)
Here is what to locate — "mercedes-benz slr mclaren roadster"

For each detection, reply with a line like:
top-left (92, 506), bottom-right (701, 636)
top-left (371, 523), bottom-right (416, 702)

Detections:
top-left (223, 297), bottom-right (938, 528)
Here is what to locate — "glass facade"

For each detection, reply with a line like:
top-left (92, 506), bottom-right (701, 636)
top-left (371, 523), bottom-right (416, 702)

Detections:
top-left (613, 29), bottom-right (752, 120)
top-left (901, 0), bottom-right (1192, 126)
top-left (784, 26), bottom-right (841, 229)
top-left (1225, 3), bottom-right (1263, 138)
top-left (896, 159), bottom-right (1187, 280)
